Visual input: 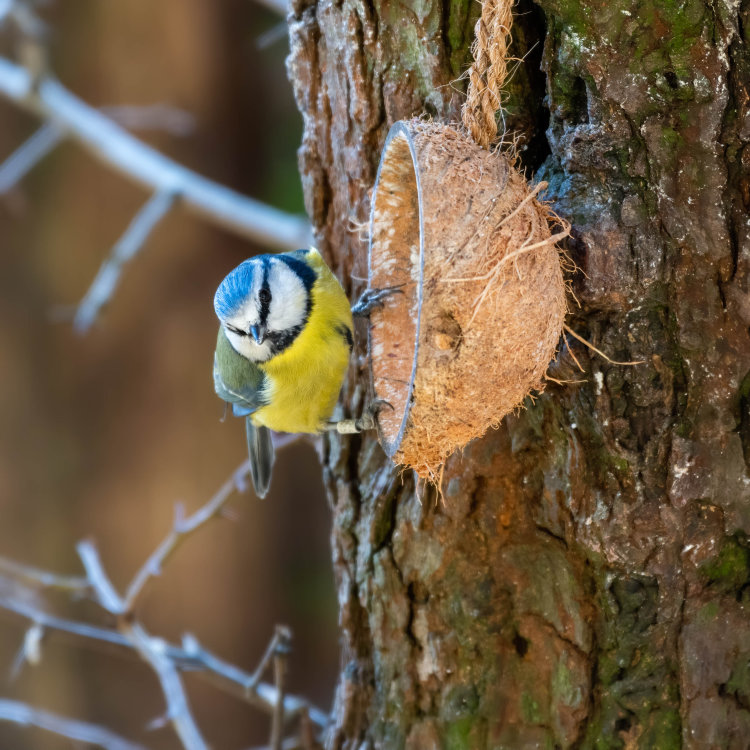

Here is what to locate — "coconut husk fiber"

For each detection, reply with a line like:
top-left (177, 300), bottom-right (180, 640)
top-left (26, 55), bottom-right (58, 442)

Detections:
top-left (367, 119), bottom-right (567, 479)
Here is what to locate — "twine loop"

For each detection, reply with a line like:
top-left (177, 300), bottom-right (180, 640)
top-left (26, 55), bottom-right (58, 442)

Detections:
top-left (461, 0), bottom-right (514, 150)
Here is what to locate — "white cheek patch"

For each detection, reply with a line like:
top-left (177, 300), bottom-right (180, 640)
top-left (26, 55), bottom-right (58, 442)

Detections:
top-left (226, 300), bottom-right (259, 333)
top-left (225, 329), bottom-right (273, 362)
top-left (266, 261), bottom-right (308, 332)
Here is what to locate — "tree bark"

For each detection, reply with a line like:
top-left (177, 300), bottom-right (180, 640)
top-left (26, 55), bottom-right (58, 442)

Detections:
top-left (287, 0), bottom-right (750, 745)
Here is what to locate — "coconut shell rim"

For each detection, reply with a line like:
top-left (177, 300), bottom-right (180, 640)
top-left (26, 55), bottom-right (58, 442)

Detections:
top-left (367, 121), bottom-right (426, 458)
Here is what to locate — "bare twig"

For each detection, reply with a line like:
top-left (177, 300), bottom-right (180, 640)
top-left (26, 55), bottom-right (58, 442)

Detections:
top-left (0, 445), bottom-right (328, 748)
top-left (299, 708), bottom-right (318, 750)
top-left (122, 459), bottom-right (252, 612)
top-left (0, 55), bottom-right (312, 249)
top-left (75, 540), bottom-right (125, 615)
top-left (73, 188), bottom-right (177, 333)
top-left (127, 623), bottom-right (208, 750)
top-left (102, 104), bottom-right (196, 137)
top-left (123, 437), bottom-right (305, 612)
top-left (0, 0), bottom-right (13, 26)
top-left (0, 122), bottom-right (63, 194)
top-left (74, 542), bottom-right (209, 749)
top-left (0, 555), bottom-right (90, 594)
top-left (0, 105), bottom-right (195, 198)
top-left (0, 698), bottom-right (146, 750)
top-left (257, 22), bottom-right (288, 50)
top-left (250, 624), bottom-right (287, 689)
top-left (0, 583), bottom-right (327, 727)
top-left (270, 626), bottom-right (291, 750)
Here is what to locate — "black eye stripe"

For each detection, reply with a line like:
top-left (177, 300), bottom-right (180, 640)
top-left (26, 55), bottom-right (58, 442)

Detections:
top-left (258, 281), bottom-right (272, 325)
top-left (226, 325), bottom-right (247, 337)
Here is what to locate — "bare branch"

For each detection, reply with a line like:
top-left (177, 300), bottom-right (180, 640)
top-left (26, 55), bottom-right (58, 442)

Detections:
top-left (0, 122), bottom-right (63, 194)
top-left (73, 188), bottom-right (177, 333)
top-left (123, 437), bottom-right (305, 612)
top-left (122, 459), bottom-right (252, 612)
top-left (0, 580), bottom-right (132, 650)
top-left (0, 0), bottom-right (12, 26)
top-left (0, 555), bottom-right (90, 594)
top-left (74, 543), bottom-right (208, 749)
top-left (0, 55), bottom-right (312, 250)
top-left (0, 105), bottom-right (194, 198)
top-left (257, 22), bottom-right (289, 50)
top-left (0, 582), bottom-right (328, 728)
top-left (102, 104), bottom-right (196, 137)
top-left (0, 447), bottom-right (328, 747)
top-left (270, 626), bottom-right (291, 750)
top-left (125, 622), bottom-right (208, 750)
top-left (75, 540), bottom-right (125, 614)
top-left (0, 698), bottom-right (146, 750)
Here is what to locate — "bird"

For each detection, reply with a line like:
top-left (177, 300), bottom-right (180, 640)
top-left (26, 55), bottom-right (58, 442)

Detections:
top-left (213, 248), bottom-right (395, 498)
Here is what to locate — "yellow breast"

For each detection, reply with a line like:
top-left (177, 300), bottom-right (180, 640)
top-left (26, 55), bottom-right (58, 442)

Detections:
top-left (251, 252), bottom-right (353, 434)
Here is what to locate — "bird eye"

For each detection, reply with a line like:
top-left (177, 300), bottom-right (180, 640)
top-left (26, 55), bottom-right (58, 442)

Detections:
top-left (226, 325), bottom-right (246, 337)
top-left (258, 288), bottom-right (272, 305)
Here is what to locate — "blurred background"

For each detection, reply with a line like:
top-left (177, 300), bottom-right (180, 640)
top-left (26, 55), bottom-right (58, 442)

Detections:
top-left (0, 1), bottom-right (339, 747)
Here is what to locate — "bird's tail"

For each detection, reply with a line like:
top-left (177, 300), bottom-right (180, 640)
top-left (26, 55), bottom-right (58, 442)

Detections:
top-left (245, 419), bottom-right (275, 499)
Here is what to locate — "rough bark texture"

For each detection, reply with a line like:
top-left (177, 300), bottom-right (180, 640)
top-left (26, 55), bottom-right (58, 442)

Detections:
top-left (287, 0), bottom-right (750, 745)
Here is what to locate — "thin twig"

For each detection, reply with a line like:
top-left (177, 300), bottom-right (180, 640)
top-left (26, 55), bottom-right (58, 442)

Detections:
top-left (257, 22), bottom-right (289, 50)
top-left (299, 708), bottom-right (317, 750)
top-left (0, 55), bottom-right (312, 249)
top-left (122, 459), bottom-right (252, 612)
top-left (123, 439), bottom-right (305, 613)
top-left (126, 622), bottom-right (208, 750)
top-left (74, 542), bottom-right (209, 750)
top-left (0, 121), bottom-right (64, 194)
top-left (0, 584), bottom-right (327, 727)
top-left (0, 0), bottom-right (13, 26)
top-left (269, 626), bottom-right (291, 750)
top-left (75, 540), bottom-right (125, 615)
top-left (0, 555), bottom-right (90, 594)
top-left (102, 104), bottom-right (196, 136)
top-left (73, 188), bottom-right (178, 333)
top-left (0, 698), bottom-right (146, 750)
top-left (0, 444), bottom-right (328, 747)
top-left (0, 105), bottom-right (195, 197)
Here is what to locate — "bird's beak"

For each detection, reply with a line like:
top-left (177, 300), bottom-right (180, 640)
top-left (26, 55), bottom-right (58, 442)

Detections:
top-left (250, 324), bottom-right (267, 345)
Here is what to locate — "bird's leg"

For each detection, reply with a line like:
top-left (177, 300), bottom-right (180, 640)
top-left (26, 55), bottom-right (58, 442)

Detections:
top-left (351, 285), bottom-right (405, 317)
top-left (325, 399), bottom-right (393, 434)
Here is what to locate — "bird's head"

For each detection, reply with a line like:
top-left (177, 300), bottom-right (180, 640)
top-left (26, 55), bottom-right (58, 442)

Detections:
top-left (214, 253), bottom-right (316, 362)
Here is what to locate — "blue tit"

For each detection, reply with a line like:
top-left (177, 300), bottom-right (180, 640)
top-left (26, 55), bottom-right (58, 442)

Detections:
top-left (213, 248), bottom-right (355, 498)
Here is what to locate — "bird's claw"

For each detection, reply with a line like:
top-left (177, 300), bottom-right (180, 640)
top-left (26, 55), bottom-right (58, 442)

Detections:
top-left (329, 399), bottom-right (394, 434)
top-left (351, 285), bottom-right (405, 317)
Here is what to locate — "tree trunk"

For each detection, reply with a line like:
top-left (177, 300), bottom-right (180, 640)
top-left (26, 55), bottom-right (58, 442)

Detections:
top-left (287, 0), bottom-right (750, 745)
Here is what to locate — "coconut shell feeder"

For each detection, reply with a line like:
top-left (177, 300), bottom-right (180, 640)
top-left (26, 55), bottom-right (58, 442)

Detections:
top-left (365, 0), bottom-right (568, 479)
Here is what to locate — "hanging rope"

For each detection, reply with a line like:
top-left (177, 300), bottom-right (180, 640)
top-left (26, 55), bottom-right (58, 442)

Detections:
top-left (461, 0), bottom-right (514, 150)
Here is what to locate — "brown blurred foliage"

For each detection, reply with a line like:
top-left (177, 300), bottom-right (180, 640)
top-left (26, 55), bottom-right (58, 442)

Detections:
top-left (0, 1), bottom-right (337, 747)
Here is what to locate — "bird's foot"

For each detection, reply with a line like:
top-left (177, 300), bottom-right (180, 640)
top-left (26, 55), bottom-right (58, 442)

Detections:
top-left (351, 285), bottom-right (404, 317)
top-left (327, 399), bottom-right (394, 434)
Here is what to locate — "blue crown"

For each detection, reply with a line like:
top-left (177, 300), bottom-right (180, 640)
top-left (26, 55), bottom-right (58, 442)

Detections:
top-left (214, 259), bottom-right (260, 320)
